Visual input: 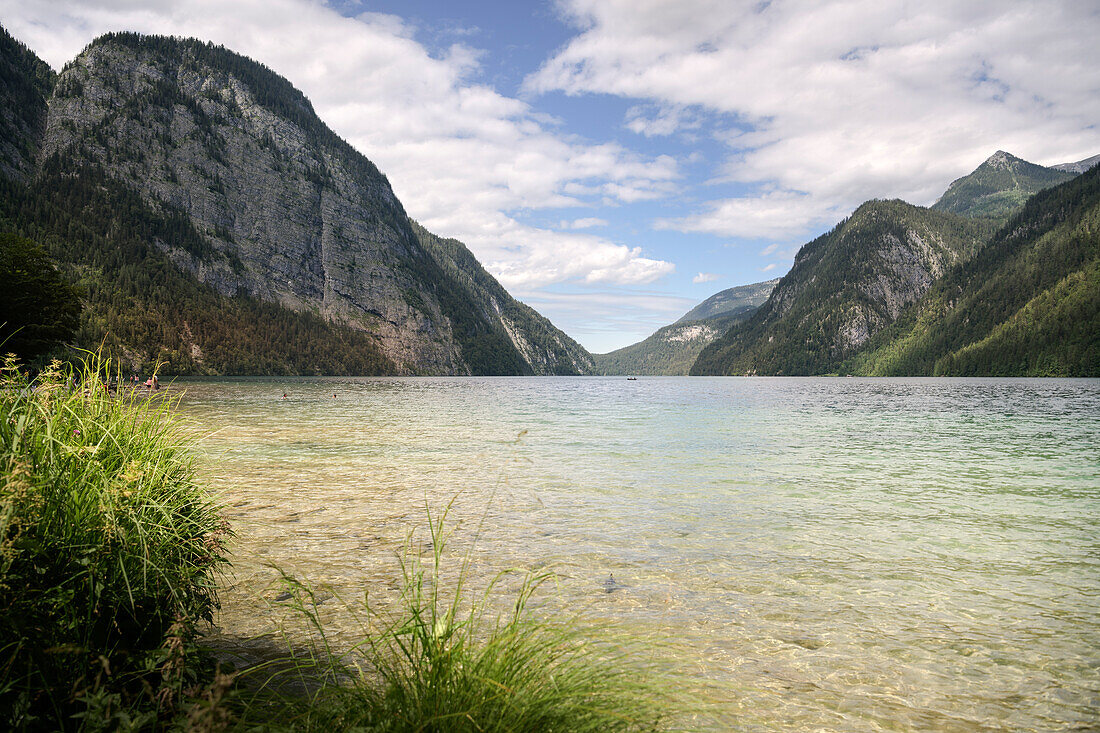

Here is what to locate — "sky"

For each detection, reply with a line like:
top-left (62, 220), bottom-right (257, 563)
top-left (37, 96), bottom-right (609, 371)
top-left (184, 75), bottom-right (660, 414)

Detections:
top-left (3, 0), bottom-right (1098, 352)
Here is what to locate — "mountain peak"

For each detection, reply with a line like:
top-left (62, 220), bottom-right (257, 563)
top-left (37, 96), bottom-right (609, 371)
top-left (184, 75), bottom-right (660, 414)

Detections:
top-left (932, 151), bottom-right (1074, 218)
top-left (984, 150), bottom-right (1018, 170)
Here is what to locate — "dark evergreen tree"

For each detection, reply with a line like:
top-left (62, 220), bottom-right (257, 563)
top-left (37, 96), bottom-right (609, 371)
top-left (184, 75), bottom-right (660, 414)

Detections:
top-left (0, 232), bottom-right (81, 362)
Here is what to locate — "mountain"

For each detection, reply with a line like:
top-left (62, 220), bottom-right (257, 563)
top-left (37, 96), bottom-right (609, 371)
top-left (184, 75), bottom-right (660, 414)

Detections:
top-left (931, 150), bottom-right (1075, 219)
top-left (0, 29), bottom-right (53, 182)
top-left (593, 308), bottom-right (755, 376)
top-left (675, 278), bottom-right (779, 323)
top-left (691, 200), bottom-right (997, 375)
top-left (845, 165), bottom-right (1100, 376)
top-left (593, 278), bottom-right (776, 375)
top-left (1052, 153), bottom-right (1100, 175)
top-left (0, 28), bottom-right (591, 375)
top-left (410, 222), bottom-right (592, 375)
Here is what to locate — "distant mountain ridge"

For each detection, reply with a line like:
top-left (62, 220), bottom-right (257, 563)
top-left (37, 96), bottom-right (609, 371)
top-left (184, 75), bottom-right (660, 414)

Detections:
top-left (0, 27), bottom-right (591, 375)
top-left (594, 278), bottom-right (776, 375)
top-left (1052, 153), bottom-right (1100, 174)
top-left (593, 308), bottom-right (755, 376)
top-left (675, 279), bottom-right (779, 324)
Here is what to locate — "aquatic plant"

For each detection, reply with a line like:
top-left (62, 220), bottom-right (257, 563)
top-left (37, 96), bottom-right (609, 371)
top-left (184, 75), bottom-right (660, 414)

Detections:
top-left (0, 353), bottom-right (229, 729)
top-left (236, 505), bottom-right (668, 732)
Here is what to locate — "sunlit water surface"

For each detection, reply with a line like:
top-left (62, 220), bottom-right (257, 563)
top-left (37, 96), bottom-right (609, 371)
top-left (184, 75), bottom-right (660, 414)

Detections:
top-left (174, 377), bottom-right (1100, 731)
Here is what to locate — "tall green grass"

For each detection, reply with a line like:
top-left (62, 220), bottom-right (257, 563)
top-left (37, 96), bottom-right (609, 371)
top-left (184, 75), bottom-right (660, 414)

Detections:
top-left (236, 505), bottom-right (669, 732)
top-left (0, 353), bottom-right (229, 729)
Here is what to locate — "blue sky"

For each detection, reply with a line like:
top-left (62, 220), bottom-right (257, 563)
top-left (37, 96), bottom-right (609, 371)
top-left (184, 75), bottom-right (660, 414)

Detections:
top-left (4, 1), bottom-right (1099, 351)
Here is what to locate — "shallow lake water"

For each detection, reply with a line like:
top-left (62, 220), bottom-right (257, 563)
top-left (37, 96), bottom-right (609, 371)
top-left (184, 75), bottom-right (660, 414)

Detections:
top-left (174, 376), bottom-right (1100, 731)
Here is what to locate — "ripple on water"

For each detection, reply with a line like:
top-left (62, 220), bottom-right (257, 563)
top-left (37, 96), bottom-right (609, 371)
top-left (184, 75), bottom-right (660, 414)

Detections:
top-left (176, 376), bottom-right (1100, 731)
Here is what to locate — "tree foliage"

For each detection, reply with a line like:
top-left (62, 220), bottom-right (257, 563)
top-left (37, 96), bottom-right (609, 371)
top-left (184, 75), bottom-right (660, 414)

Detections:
top-left (0, 232), bottom-right (81, 363)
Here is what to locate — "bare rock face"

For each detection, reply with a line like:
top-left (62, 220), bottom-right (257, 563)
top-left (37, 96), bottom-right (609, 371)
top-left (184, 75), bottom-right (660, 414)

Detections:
top-left (43, 37), bottom-right (465, 373)
top-left (0, 30), bottom-right (54, 182)
top-left (38, 33), bottom-right (591, 375)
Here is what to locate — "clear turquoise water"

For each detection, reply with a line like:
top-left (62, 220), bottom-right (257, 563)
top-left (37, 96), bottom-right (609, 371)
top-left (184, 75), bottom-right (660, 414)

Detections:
top-left (176, 377), bottom-right (1100, 731)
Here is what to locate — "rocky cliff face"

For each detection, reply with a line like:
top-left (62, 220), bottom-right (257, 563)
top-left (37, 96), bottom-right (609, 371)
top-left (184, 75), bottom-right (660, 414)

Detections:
top-left (0, 29), bottom-right (54, 182)
top-left (33, 32), bottom-right (590, 375)
top-left (411, 222), bottom-right (593, 375)
top-left (691, 200), bottom-right (996, 375)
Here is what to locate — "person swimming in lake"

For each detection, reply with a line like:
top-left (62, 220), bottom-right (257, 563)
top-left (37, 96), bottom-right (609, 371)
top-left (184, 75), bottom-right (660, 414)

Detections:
top-left (283, 392), bottom-right (288, 399)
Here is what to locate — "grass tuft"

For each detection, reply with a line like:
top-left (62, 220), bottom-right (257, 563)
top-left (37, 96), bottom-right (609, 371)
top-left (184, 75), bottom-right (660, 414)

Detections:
top-left (0, 352), bottom-right (229, 729)
top-left (236, 504), bottom-right (669, 732)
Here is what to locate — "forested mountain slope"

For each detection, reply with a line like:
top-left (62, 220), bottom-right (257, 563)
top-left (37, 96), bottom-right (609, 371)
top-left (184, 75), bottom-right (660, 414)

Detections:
top-left (0, 27), bottom-right (590, 375)
top-left (845, 165), bottom-right (1100, 376)
top-left (931, 151), bottom-right (1075, 219)
top-left (691, 201), bottom-right (996, 375)
top-left (675, 279), bottom-right (779, 323)
top-left (411, 222), bottom-right (593, 375)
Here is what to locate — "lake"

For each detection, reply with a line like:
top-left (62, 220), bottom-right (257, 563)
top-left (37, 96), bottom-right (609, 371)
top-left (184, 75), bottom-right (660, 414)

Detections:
top-left (175, 377), bottom-right (1100, 731)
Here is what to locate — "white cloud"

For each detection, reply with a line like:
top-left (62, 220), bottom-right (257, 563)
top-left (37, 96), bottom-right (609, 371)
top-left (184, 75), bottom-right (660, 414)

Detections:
top-left (483, 222), bottom-right (673, 289)
top-left (517, 289), bottom-right (696, 352)
top-left (560, 217), bottom-right (609, 229)
top-left (624, 104), bottom-right (699, 137)
top-left (692, 272), bottom-right (720, 283)
top-left (657, 190), bottom-right (846, 240)
top-left (528, 0), bottom-right (1100, 240)
top-left (760, 263), bottom-right (778, 272)
top-left (0, 0), bottom-right (677, 289)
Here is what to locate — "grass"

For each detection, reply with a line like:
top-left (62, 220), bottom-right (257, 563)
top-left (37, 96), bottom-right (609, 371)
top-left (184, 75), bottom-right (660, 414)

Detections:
top-left (234, 505), bottom-right (669, 732)
top-left (0, 352), bottom-right (229, 729)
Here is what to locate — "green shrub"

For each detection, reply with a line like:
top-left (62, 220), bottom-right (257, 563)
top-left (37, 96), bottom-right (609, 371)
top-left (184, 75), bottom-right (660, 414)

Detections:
top-left (0, 353), bottom-right (229, 729)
